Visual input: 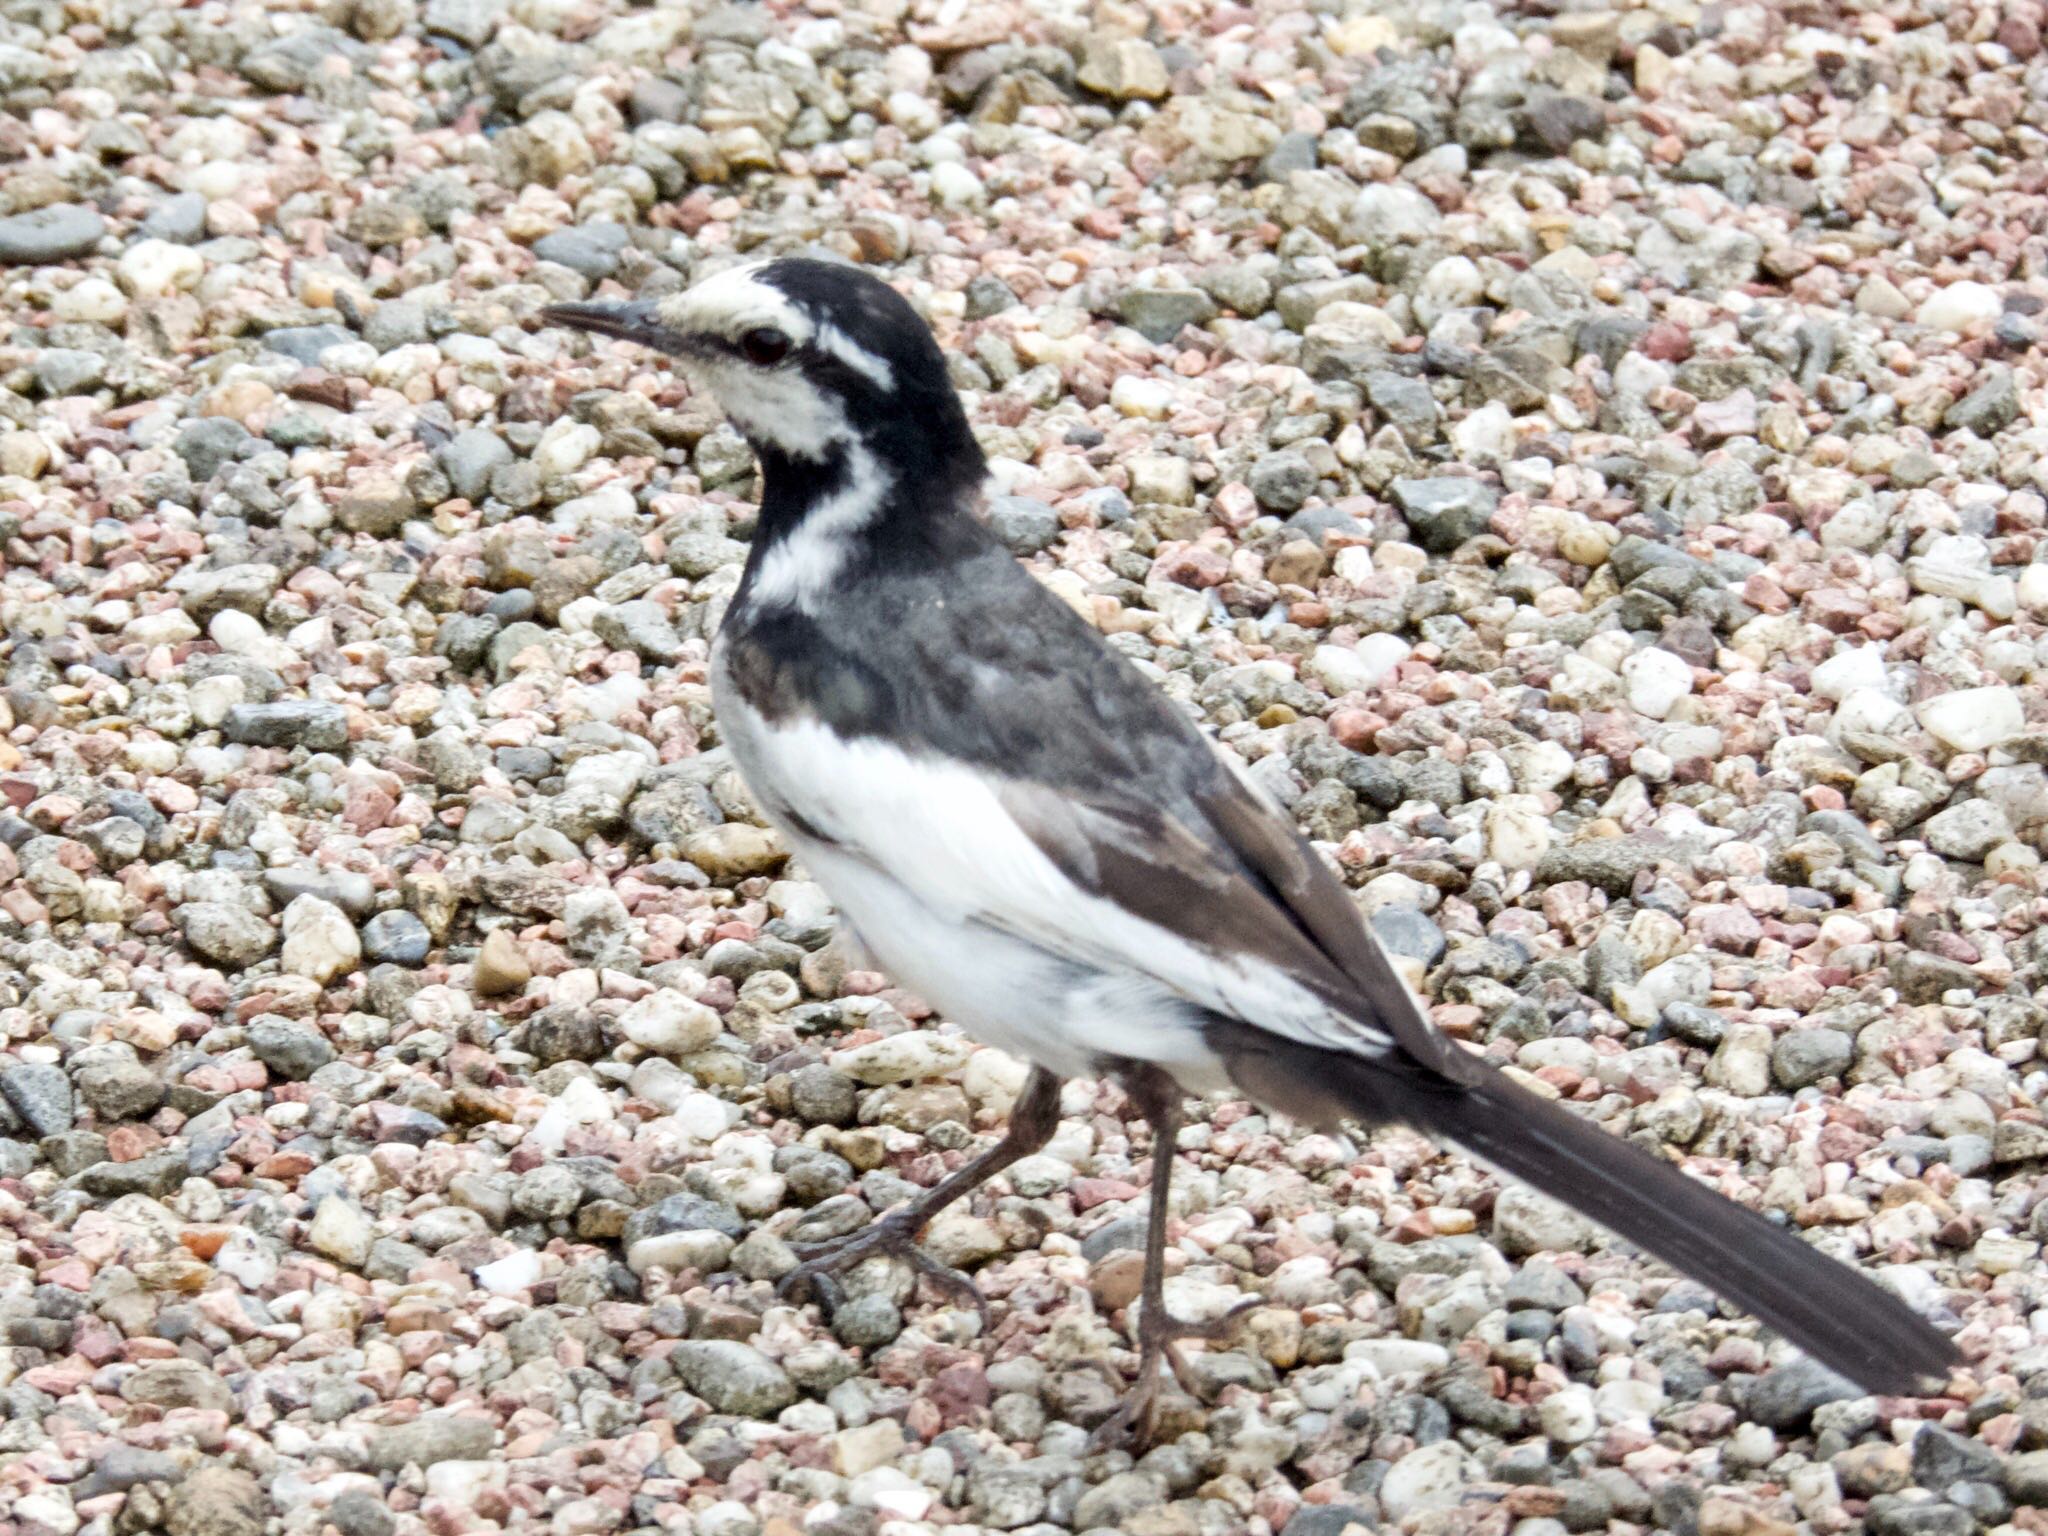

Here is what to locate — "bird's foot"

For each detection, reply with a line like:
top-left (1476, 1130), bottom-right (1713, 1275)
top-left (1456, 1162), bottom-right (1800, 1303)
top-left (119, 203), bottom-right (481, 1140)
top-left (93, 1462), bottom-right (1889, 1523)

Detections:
top-left (1089, 1296), bottom-right (1262, 1451)
top-left (778, 1206), bottom-right (989, 1324)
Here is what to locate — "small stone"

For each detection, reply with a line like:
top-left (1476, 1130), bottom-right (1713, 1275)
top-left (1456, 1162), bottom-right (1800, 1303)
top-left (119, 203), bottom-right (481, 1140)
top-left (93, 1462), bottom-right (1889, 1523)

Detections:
top-left (1521, 92), bottom-right (1607, 153)
top-left (0, 1062), bottom-right (74, 1137)
top-left (177, 901), bottom-right (276, 968)
top-left (366, 1416), bottom-right (496, 1470)
top-left (1945, 371), bottom-right (2020, 437)
top-left (125, 1359), bottom-right (234, 1414)
top-left (985, 495), bottom-right (1061, 553)
top-left (831, 1032), bottom-right (973, 1085)
top-left (1772, 1029), bottom-right (1854, 1090)
top-left (223, 701), bottom-right (349, 751)
top-left (684, 824), bottom-right (786, 880)
top-left (833, 1419), bottom-right (905, 1477)
top-left (1856, 277), bottom-right (1913, 319)
top-left (1922, 800), bottom-right (2014, 861)
top-left (0, 204), bottom-right (106, 264)
top-left (1381, 1441), bottom-right (1473, 1519)
top-left (832, 1293), bottom-right (903, 1348)
top-left (163, 1465), bottom-right (265, 1536)
top-left (1623, 647), bottom-right (1694, 720)
top-left (1114, 286), bottom-right (1218, 344)
top-left (1918, 687), bottom-right (2023, 752)
top-left (174, 419), bottom-right (253, 483)
top-left (247, 1018), bottom-right (336, 1080)
top-left (1078, 33), bottom-right (1171, 101)
top-left (533, 222), bottom-right (630, 281)
top-left (118, 237), bottom-right (204, 297)
top-left (670, 1340), bottom-right (797, 1416)
top-left (74, 1055), bottom-right (164, 1122)
top-left (1495, 1185), bottom-right (1599, 1255)
top-left (1250, 451), bottom-right (1318, 513)
top-left (1371, 905), bottom-right (1446, 966)
top-left (1916, 282), bottom-right (2003, 333)
top-left (1390, 478), bottom-right (1498, 552)
top-left (339, 481), bottom-right (418, 535)
top-left (790, 1064), bottom-right (859, 1126)
top-left (309, 1196), bottom-right (375, 1267)
top-left (438, 429), bottom-right (513, 501)
top-left (593, 600), bottom-right (685, 662)
top-left (260, 324), bottom-right (354, 366)
top-left (361, 910), bottom-right (432, 966)
top-left (1742, 1358), bottom-right (1859, 1429)
top-left (513, 1163), bottom-right (584, 1222)
top-left (141, 193), bottom-right (208, 244)
top-left (281, 895), bottom-right (361, 985)
top-left (327, 1492), bottom-right (394, 1536)
top-left (618, 990), bottom-right (722, 1055)
top-left (474, 930), bottom-right (532, 995)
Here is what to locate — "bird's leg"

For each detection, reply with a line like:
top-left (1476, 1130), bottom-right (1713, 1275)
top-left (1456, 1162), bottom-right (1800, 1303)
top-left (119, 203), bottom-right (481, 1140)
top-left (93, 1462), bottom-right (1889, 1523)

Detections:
top-left (1091, 1071), bottom-right (1260, 1452)
top-left (780, 1065), bottom-right (1063, 1322)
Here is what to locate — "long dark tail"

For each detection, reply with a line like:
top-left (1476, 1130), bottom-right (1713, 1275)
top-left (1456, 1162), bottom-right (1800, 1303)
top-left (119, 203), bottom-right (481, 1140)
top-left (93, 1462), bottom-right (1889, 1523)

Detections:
top-left (1226, 1040), bottom-right (1959, 1395)
top-left (1418, 1070), bottom-right (1957, 1394)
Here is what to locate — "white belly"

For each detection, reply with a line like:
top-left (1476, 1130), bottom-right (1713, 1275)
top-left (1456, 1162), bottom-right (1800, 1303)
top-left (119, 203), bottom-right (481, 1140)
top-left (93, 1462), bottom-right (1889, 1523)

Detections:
top-left (792, 835), bottom-right (1223, 1085)
top-left (711, 651), bottom-right (1229, 1088)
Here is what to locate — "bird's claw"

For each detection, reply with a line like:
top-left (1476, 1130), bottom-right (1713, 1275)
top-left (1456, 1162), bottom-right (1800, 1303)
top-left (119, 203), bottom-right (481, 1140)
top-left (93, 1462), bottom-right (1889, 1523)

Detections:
top-left (777, 1208), bottom-right (990, 1326)
top-left (1089, 1296), bottom-right (1263, 1451)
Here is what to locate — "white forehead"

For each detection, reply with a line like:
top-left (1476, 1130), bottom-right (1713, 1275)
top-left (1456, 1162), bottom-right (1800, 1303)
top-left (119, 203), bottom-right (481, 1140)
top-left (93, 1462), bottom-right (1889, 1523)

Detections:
top-left (662, 262), bottom-right (811, 345)
top-left (660, 261), bottom-right (895, 392)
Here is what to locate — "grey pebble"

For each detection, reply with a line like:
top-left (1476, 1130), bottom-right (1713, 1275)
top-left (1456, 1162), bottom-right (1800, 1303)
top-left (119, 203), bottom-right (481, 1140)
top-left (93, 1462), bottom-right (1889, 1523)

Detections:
top-left (360, 910), bottom-right (432, 966)
top-left (985, 495), bottom-right (1061, 554)
top-left (223, 701), bottom-right (349, 751)
top-left (0, 1063), bottom-right (74, 1138)
top-left (0, 204), bottom-right (106, 264)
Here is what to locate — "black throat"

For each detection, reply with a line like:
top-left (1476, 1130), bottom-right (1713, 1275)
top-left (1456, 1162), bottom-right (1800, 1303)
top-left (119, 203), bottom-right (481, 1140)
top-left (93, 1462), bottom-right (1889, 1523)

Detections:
top-left (737, 395), bottom-right (990, 604)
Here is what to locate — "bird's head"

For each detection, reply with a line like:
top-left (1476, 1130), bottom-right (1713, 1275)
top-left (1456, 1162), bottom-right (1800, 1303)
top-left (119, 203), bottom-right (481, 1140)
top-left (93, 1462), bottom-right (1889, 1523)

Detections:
top-left (543, 257), bottom-right (980, 480)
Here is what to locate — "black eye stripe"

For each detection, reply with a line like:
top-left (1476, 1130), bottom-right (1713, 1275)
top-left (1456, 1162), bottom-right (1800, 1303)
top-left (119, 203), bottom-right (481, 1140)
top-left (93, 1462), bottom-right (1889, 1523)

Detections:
top-left (740, 327), bottom-right (792, 366)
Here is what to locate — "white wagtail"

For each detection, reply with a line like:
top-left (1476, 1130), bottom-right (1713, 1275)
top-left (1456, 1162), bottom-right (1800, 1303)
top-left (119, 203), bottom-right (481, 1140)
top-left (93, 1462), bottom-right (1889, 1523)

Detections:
top-left (545, 258), bottom-right (1956, 1443)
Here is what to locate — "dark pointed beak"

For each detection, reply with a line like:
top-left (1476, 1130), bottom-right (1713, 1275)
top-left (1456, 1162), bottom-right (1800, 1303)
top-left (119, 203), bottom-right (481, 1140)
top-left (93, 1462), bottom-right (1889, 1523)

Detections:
top-left (540, 300), bottom-right (690, 354)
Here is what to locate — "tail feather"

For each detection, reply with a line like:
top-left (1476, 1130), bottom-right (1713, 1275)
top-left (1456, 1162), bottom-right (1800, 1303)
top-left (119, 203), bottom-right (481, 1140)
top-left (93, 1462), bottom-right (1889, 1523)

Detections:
top-left (1224, 1038), bottom-right (1959, 1395)
top-left (1415, 1070), bottom-right (1958, 1394)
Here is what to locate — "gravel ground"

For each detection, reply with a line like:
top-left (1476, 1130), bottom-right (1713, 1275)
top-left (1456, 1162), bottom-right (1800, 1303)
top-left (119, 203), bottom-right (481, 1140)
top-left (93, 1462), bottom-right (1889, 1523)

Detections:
top-left (0, 0), bottom-right (2044, 1533)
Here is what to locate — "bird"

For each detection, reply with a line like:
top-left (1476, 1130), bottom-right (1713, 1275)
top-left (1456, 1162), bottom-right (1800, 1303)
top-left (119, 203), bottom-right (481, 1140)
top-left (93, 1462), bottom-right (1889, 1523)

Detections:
top-left (543, 257), bottom-right (1959, 1446)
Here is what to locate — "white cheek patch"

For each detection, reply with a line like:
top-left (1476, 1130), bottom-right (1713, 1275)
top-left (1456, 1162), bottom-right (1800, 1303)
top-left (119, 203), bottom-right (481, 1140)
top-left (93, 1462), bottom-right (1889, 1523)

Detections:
top-left (690, 356), bottom-right (852, 463)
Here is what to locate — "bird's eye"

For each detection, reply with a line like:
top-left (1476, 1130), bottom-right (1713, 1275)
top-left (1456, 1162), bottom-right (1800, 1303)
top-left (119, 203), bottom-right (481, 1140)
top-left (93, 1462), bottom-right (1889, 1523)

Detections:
top-left (739, 328), bottom-right (791, 366)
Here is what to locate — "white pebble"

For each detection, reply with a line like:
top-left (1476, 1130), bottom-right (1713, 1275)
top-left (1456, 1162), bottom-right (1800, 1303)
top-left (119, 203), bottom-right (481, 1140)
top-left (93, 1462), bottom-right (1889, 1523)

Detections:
top-left (1915, 281), bottom-right (2003, 333)
top-left (1917, 685), bottom-right (2023, 752)
top-left (620, 991), bottom-right (722, 1056)
top-left (281, 895), bottom-right (361, 985)
top-left (117, 238), bottom-right (204, 297)
top-left (1621, 646), bottom-right (1693, 719)
top-left (307, 1196), bottom-right (372, 1267)
top-left (1810, 645), bottom-right (1886, 701)
top-left (929, 161), bottom-right (984, 207)
top-left (475, 1249), bottom-right (544, 1294)
top-left (532, 419), bottom-right (600, 480)
top-left (1110, 375), bottom-right (1174, 419)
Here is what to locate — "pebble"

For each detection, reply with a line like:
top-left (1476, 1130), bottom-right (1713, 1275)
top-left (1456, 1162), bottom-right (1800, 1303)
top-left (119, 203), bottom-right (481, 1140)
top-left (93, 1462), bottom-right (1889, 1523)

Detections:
top-left (473, 929), bottom-right (532, 995)
top-left (670, 1341), bottom-right (797, 1417)
top-left (1622, 647), bottom-right (1694, 720)
top-left (0, 203), bottom-right (105, 263)
top-left (360, 909), bottom-right (432, 965)
top-left (280, 894), bottom-right (361, 984)
top-left (1918, 686), bottom-right (2024, 752)
top-left (1389, 478), bottom-right (1497, 551)
top-left (1916, 282), bottom-right (2004, 333)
